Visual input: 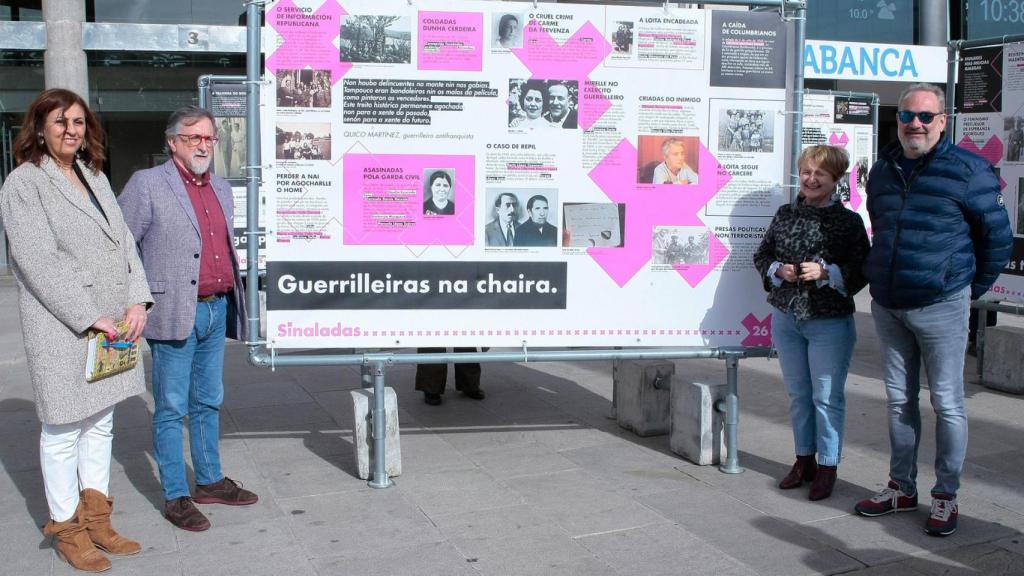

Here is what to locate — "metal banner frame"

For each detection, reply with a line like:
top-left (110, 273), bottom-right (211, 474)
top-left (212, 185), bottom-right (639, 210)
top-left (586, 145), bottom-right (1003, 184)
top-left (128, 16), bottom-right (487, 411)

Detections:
top-left (240, 0), bottom-right (808, 488)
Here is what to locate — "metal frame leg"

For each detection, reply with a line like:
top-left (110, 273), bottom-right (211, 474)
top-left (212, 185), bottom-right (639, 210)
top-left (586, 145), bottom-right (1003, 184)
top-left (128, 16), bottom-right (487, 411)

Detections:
top-left (977, 317), bottom-right (987, 385)
top-left (719, 354), bottom-right (744, 474)
top-left (368, 360), bottom-right (393, 489)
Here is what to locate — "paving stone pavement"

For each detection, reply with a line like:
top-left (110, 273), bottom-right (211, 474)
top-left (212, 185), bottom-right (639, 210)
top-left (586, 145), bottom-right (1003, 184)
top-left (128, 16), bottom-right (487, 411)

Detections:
top-left (2, 275), bottom-right (1024, 575)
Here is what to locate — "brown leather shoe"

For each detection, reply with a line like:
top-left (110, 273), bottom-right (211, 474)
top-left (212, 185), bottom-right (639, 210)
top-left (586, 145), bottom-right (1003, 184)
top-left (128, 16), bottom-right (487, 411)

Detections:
top-left (778, 456), bottom-right (817, 489)
top-left (163, 497), bottom-right (211, 532)
top-left (808, 465), bottom-right (838, 501)
top-left (194, 477), bottom-right (258, 506)
top-left (80, 489), bottom-right (141, 556)
top-left (43, 507), bottom-right (112, 572)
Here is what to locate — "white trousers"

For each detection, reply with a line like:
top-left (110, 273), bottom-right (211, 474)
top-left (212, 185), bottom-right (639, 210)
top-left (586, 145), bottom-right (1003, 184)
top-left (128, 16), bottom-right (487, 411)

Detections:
top-left (39, 407), bottom-right (114, 522)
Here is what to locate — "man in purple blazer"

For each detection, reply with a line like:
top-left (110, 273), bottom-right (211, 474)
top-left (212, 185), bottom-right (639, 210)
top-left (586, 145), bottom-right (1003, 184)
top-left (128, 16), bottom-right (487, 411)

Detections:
top-left (118, 106), bottom-right (254, 533)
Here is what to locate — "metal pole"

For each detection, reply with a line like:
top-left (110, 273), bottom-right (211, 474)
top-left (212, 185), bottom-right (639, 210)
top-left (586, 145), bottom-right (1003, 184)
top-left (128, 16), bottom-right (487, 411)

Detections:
top-left (956, 33), bottom-right (1024, 50)
top-left (368, 360), bottom-right (393, 489)
top-left (788, 0), bottom-right (806, 200)
top-left (703, 0), bottom-right (803, 6)
top-left (918, 0), bottom-right (948, 47)
top-left (719, 354), bottom-right (744, 474)
top-left (946, 41), bottom-right (958, 142)
top-left (977, 316), bottom-right (986, 383)
top-left (249, 346), bottom-right (771, 369)
top-left (245, 0), bottom-right (262, 347)
top-left (871, 94), bottom-right (879, 164)
top-left (609, 355), bottom-right (620, 419)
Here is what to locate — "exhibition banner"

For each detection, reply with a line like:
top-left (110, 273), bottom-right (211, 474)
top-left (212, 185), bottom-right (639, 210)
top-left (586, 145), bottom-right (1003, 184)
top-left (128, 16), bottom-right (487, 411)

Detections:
top-left (801, 92), bottom-right (874, 228)
top-left (261, 0), bottom-right (790, 348)
top-left (956, 41), bottom-right (1024, 304)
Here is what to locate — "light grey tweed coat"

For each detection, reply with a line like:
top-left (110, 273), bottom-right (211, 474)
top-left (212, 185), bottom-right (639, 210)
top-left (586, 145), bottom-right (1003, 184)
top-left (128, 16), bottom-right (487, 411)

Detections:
top-left (0, 157), bottom-right (153, 425)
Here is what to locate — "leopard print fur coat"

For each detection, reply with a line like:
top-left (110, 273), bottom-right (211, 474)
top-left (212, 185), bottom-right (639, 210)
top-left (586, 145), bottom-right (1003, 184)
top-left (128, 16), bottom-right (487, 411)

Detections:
top-left (753, 198), bottom-right (870, 320)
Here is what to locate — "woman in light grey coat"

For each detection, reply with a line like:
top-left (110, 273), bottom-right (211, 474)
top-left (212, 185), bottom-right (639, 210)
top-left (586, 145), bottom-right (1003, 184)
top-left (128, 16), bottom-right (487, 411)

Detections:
top-left (0, 89), bottom-right (153, 572)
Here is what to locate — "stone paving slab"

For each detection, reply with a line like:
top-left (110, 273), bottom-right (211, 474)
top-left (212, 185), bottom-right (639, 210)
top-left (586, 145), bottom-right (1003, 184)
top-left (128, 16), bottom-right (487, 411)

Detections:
top-left (312, 541), bottom-right (480, 576)
top-left (2, 278), bottom-right (1024, 574)
top-left (576, 522), bottom-right (760, 576)
top-left (281, 489), bottom-right (445, 558)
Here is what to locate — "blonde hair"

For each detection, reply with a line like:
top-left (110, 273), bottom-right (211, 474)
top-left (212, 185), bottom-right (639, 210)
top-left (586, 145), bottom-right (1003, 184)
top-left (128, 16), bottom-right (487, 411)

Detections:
top-left (798, 145), bottom-right (849, 181)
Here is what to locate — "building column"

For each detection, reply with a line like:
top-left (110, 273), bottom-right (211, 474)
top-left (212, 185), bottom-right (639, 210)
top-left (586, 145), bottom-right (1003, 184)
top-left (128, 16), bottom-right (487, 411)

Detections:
top-left (42, 0), bottom-right (88, 101)
top-left (918, 0), bottom-right (948, 47)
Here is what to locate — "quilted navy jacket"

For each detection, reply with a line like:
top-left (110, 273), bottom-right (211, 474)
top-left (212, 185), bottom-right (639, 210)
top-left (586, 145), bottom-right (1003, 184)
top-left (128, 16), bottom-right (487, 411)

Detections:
top-left (864, 138), bottom-right (1013, 309)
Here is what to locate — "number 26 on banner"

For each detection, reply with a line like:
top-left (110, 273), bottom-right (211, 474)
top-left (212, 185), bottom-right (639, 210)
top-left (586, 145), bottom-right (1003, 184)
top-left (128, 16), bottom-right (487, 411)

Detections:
top-left (741, 313), bottom-right (772, 347)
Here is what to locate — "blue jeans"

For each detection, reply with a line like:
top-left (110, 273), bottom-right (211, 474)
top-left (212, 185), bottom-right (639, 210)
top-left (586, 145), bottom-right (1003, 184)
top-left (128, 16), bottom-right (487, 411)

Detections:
top-left (148, 296), bottom-right (227, 501)
top-left (772, 308), bottom-right (856, 466)
top-left (872, 287), bottom-right (970, 497)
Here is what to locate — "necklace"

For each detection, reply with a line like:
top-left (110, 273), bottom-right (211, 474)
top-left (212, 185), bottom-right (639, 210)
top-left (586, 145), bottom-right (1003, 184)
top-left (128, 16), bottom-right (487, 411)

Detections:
top-left (52, 155), bottom-right (75, 173)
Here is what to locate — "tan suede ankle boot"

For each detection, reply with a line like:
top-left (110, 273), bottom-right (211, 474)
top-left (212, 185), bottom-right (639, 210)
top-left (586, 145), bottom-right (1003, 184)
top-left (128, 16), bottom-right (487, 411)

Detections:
top-left (80, 488), bottom-right (142, 556)
top-left (43, 508), bottom-right (112, 572)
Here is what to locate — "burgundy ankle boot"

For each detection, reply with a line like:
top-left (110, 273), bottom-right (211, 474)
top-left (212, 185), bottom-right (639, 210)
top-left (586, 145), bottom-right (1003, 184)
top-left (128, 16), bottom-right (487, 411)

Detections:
top-left (808, 465), bottom-right (837, 501)
top-left (778, 455), bottom-right (817, 490)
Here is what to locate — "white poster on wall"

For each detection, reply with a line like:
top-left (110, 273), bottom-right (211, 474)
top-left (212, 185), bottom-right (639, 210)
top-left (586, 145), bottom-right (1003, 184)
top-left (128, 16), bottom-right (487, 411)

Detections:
top-left (260, 0), bottom-right (791, 348)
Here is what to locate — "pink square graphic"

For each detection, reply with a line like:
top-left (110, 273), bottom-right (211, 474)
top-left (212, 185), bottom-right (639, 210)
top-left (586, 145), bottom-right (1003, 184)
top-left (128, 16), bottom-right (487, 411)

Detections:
top-left (343, 154), bottom-right (475, 246)
top-left (418, 11), bottom-right (484, 71)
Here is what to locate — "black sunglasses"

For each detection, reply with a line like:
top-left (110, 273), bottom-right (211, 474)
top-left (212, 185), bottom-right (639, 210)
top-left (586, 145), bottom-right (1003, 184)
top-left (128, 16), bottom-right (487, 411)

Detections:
top-left (897, 110), bottom-right (942, 125)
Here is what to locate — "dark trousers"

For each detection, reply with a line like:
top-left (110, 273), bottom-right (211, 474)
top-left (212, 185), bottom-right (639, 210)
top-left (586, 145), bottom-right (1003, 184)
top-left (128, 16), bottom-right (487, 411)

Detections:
top-left (415, 348), bottom-right (481, 394)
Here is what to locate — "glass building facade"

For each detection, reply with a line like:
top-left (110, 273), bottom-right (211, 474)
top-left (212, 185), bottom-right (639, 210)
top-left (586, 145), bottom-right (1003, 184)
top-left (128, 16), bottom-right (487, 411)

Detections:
top-left (0, 0), bottom-right (984, 267)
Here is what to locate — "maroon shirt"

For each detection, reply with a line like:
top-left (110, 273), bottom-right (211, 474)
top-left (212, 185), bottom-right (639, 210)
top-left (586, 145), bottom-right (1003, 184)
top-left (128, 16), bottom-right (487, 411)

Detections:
top-left (173, 159), bottom-right (234, 298)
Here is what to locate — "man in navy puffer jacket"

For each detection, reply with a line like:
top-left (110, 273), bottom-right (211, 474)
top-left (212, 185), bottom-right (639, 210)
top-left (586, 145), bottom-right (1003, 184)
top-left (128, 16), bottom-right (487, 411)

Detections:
top-left (854, 84), bottom-right (1012, 537)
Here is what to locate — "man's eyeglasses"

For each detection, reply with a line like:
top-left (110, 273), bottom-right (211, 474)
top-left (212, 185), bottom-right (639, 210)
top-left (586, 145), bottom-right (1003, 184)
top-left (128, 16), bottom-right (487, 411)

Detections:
top-left (897, 110), bottom-right (942, 125)
top-left (176, 134), bottom-right (219, 146)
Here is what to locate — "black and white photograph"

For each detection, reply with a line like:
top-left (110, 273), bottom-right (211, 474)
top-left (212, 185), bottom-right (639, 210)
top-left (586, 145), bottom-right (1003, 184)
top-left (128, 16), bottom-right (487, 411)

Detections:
top-left (276, 69), bottom-right (331, 108)
top-left (422, 169), bottom-right (455, 216)
top-left (275, 122), bottom-right (331, 161)
top-left (1006, 115), bottom-right (1024, 163)
top-left (492, 13), bottom-right (523, 49)
top-left (515, 191), bottom-right (560, 247)
top-left (717, 108), bottom-right (774, 153)
top-left (484, 189), bottom-right (525, 248)
top-left (508, 79), bottom-right (579, 131)
top-left (611, 21), bottom-right (634, 54)
top-left (836, 172), bottom-right (851, 204)
top-left (339, 15), bottom-right (412, 64)
top-left (854, 156), bottom-right (869, 189)
top-left (214, 117), bottom-right (246, 179)
top-left (653, 227), bottom-right (710, 265)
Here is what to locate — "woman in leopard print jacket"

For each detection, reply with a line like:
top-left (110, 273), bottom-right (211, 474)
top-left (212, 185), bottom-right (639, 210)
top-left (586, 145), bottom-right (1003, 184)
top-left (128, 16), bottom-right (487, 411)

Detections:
top-left (753, 145), bottom-right (870, 502)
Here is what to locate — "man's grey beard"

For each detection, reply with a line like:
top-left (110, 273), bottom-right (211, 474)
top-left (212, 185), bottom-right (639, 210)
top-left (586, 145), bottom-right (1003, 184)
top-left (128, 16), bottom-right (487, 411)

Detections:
top-left (189, 153), bottom-right (211, 174)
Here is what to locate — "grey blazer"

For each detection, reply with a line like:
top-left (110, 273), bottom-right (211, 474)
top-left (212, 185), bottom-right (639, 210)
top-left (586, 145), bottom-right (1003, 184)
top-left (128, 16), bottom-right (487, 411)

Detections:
top-left (0, 157), bottom-right (153, 425)
top-left (118, 160), bottom-right (248, 342)
top-left (484, 218), bottom-right (514, 247)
